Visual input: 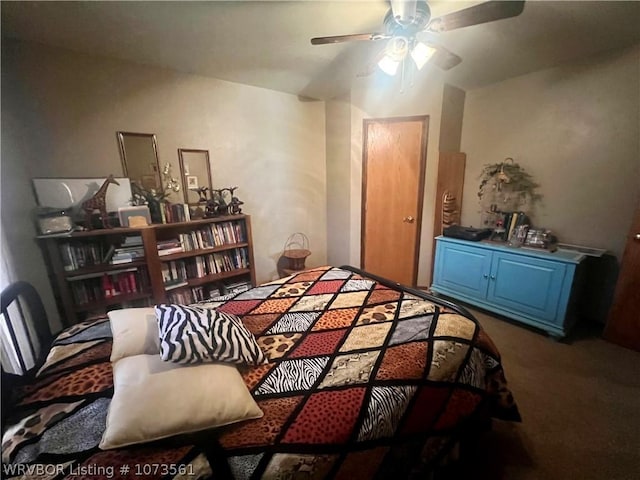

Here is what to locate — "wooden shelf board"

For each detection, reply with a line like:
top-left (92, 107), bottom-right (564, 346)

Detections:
top-left (64, 260), bottom-right (147, 278)
top-left (186, 269), bottom-right (251, 287)
top-left (152, 215), bottom-right (246, 230)
top-left (38, 215), bottom-right (247, 239)
top-left (74, 290), bottom-right (152, 312)
top-left (158, 243), bottom-right (248, 262)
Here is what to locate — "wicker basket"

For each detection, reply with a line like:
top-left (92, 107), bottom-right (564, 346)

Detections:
top-left (283, 233), bottom-right (311, 271)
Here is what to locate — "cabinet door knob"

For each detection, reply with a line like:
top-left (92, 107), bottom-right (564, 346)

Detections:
top-left (483, 274), bottom-right (488, 279)
top-left (635, 233), bottom-right (640, 241)
top-left (490, 275), bottom-right (496, 280)
top-left (403, 216), bottom-right (415, 223)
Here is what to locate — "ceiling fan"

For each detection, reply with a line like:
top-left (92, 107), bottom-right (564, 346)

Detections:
top-left (311, 0), bottom-right (525, 76)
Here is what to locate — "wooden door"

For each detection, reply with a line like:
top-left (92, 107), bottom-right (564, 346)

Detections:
top-left (361, 116), bottom-right (428, 285)
top-left (603, 204), bottom-right (640, 351)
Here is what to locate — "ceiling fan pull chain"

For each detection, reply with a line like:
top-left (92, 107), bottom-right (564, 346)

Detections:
top-left (409, 58), bottom-right (415, 88)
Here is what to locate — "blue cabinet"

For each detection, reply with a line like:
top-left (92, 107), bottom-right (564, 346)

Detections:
top-left (432, 237), bottom-right (585, 338)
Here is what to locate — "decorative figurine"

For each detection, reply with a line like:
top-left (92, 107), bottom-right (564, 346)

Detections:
top-left (204, 187), bottom-right (244, 217)
top-left (81, 175), bottom-right (120, 229)
top-left (192, 186), bottom-right (209, 204)
top-left (205, 189), bottom-right (226, 218)
top-left (228, 186), bottom-right (244, 214)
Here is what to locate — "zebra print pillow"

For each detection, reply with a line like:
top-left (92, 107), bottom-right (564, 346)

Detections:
top-left (155, 304), bottom-right (266, 365)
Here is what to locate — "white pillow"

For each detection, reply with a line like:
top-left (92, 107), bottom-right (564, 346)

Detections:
top-left (109, 308), bottom-right (160, 362)
top-left (99, 354), bottom-right (263, 450)
top-left (155, 304), bottom-right (267, 365)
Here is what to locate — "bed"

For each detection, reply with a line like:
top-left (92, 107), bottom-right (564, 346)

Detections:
top-left (1, 266), bottom-right (519, 479)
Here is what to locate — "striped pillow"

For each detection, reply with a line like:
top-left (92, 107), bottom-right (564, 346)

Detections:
top-left (155, 304), bottom-right (266, 365)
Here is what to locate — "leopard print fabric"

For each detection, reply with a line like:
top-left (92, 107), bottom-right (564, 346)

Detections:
top-left (19, 362), bottom-right (113, 405)
top-left (1, 401), bottom-right (84, 462)
top-left (220, 396), bottom-right (304, 448)
top-left (311, 308), bottom-right (359, 330)
top-left (272, 282), bottom-right (314, 298)
top-left (356, 303), bottom-right (397, 325)
top-left (257, 333), bottom-right (302, 360)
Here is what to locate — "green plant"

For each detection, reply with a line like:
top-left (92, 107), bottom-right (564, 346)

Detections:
top-left (477, 159), bottom-right (542, 215)
top-left (130, 182), bottom-right (171, 206)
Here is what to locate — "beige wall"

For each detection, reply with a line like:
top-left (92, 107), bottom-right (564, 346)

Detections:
top-left (325, 96), bottom-right (352, 267)
top-left (460, 45), bottom-right (640, 260)
top-left (1, 40), bottom-right (327, 328)
top-left (439, 84), bottom-right (466, 152)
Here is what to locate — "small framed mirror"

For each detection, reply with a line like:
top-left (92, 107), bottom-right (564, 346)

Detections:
top-left (178, 149), bottom-right (212, 205)
top-left (117, 132), bottom-right (161, 191)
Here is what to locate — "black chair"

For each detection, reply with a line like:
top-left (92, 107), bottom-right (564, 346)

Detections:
top-left (1, 281), bottom-right (53, 428)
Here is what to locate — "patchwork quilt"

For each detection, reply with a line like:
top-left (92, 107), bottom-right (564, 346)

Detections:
top-left (1, 266), bottom-right (519, 479)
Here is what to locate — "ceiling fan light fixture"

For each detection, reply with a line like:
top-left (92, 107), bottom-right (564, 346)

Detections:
top-left (411, 42), bottom-right (436, 70)
top-left (386, 36), bottom-right (409, 59)
top-left (377, 54), bottom-right (401, 76)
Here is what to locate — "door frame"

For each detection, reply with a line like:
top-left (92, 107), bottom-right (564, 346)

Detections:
top-left (360, 115), bottom-right (429, 286)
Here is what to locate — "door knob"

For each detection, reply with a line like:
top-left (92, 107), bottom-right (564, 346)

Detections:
top-left (403, 216), bottom-right (415, 223)
top-left (635, 233), bottom-right (640, 241)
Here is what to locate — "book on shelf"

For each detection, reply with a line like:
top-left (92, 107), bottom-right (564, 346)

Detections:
top-left (111, 250), bottom-right (144, 264)
top-left (157, 238), bottom-right (184, 256)
top-left (101, 245), bottom-right (116, 264)
top-left (113, 249), bottom-right (144, 256)
top-left (499, 211), bottom-right (530, 241)
top-left (158, 247), bottom-right (184, 256)
top-left (110, 258), bottom-right (135, 265)
top-left (122, 235), bottom-right (143, 246)
top-left (160, 203), bottom-right (193, 224)
top-left (69, 268), bottom-right (148, 305)
top-left (162, 203), bottom-right (173, 224)
top-left (161, 260), bottom-right (187, 288)
top-left (60, 241), bottom-right (103, 271)
top-left (222, 279), bottom-right (251, 295)
top-left (67, 267), bottom-right (138, 281)
top-left (164, 280), bottom-right (189, 291)
top-left (157, 239), bottom-right (181, 248)
top-left (506, 212), bottom-right (519, 242)
top-left (167, 284), bottom-right (211, 304)
top-left (207, 286), bottom-right (221, 298)
top-left (183, 204), bottom-right (191, 222)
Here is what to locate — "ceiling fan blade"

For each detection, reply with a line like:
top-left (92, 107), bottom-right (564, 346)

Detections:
top-left (427, 0), bottom-right (525, 33)
top-left (429, 44), bottom-right (462, 71)
top-left (311, 33), bottom-right (390, 45)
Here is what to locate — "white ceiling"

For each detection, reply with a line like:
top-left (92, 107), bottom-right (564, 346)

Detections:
top-left (2, 1), bottom-right (639, 100)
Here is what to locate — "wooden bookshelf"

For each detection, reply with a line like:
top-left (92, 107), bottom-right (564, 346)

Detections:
top-left (73, 291), bottom-right (153, 312)
top-left (38, 215), bottom-right (256, 326)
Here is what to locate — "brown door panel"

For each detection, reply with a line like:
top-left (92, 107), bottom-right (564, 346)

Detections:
top-left (604, 203), bottom-right (640, 351)
top-left (362, 116), bottom-right (428, 285)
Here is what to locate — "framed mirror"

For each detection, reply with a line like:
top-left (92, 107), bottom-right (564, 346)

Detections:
top-left (117, 132), bottom-right (161, 191)
top-left (178, 149), bottom-right (212, 205)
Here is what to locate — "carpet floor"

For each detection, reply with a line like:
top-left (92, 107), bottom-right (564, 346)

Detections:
top-left (456, 308), bottom-right (640, 480)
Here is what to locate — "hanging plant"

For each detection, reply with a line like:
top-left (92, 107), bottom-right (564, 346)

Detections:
top-left (477, 158), bottom-right (542, 213)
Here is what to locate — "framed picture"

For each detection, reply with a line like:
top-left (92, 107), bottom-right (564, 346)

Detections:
top-left (187, 175), bottom-right (199, 189)
top-left (141, 175), bottom-right (157, 191)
